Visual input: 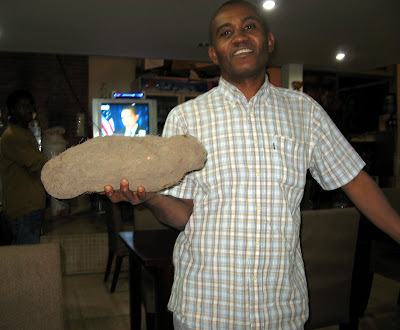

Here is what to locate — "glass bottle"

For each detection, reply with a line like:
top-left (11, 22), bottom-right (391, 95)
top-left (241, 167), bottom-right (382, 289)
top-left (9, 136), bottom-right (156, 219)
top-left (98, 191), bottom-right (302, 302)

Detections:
top-left (30, 112), bottom-right (41, 150)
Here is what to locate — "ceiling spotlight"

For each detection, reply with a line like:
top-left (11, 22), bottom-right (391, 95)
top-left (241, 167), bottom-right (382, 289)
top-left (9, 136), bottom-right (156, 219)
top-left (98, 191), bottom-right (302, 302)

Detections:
top-left (263, 1), bottom-right (276, 10)
top-left (336, 52), bottom-right (346, 61)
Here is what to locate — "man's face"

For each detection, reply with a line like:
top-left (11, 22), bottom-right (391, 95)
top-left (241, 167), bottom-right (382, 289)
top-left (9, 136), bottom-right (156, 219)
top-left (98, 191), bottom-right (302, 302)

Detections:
top-left (14, 97), bottom-right (35, 127)
top-left (121, 108), bottom-right (139, 130)
top-left (208, 3), bottom-right (274, 84)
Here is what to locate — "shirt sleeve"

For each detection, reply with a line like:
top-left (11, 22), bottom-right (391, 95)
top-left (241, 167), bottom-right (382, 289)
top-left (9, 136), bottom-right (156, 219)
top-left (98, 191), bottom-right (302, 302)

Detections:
top-left (309, 104), bottom-right (365, 191)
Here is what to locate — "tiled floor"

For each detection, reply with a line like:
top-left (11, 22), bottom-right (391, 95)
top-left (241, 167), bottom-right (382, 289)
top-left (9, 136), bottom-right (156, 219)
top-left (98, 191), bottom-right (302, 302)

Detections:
top-left (63, 272), bottom-right (131, 330)
top-left (357, 275), bottom-right (400, 329)
top-left (63, 271), bottom-right (400, 330)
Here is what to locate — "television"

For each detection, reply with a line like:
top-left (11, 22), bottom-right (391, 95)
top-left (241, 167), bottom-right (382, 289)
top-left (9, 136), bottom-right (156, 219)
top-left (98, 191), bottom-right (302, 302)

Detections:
top-left (92, 98), bottom-right (158, 138)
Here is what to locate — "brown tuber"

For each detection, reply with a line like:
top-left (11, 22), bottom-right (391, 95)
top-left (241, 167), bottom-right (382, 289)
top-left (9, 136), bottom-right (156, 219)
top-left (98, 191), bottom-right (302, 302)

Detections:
top-left (41, 134), bottom-right (207, 199)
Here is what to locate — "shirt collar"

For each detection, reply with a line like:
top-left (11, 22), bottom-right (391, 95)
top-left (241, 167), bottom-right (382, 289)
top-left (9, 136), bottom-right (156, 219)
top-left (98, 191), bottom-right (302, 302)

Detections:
top-left (218, 74), bottom-right (270, 104)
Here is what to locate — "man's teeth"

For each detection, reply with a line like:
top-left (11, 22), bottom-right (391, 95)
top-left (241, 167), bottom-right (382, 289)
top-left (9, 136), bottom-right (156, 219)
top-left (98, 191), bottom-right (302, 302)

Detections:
top-left (234, 49), bottom-right (252, 55)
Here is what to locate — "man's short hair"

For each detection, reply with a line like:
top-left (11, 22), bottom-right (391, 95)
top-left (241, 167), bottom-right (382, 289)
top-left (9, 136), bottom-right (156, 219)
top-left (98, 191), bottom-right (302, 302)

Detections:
top-left (121, 105), bottom-right (138, 115)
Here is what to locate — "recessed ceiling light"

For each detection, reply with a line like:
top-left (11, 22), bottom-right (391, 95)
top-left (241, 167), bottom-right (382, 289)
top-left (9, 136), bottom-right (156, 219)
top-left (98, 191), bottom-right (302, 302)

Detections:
top-left (336, 52), bottom-right (346, 61)
top-left (263, 1), bottom-right (276, 10)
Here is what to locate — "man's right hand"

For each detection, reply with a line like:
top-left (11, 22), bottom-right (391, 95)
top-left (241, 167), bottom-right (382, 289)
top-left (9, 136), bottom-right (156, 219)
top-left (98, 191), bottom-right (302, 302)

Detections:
top-left (104, 179), bottom-right (157, 205)
top-left (105, 178), bottom-right (192, 231)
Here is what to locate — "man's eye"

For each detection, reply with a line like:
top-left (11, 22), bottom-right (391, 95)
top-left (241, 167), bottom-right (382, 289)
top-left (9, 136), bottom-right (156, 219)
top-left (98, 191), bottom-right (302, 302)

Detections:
top-left (220, 30), bottom-right (231, 37)
top-left (245, 24), bottom-right (256, 30)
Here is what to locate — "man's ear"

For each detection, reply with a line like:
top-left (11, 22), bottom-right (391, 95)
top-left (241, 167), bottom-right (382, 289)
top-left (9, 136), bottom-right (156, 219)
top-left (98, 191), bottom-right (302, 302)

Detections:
top-left (267, 33), bottom-right (275, 53)
top-left (208, 46), bottom-right (219, 65)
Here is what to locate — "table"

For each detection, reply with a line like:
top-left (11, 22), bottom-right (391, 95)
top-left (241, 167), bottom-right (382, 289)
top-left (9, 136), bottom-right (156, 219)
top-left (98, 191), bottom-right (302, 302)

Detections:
top-left (120, 229), bottom-right (179, 330)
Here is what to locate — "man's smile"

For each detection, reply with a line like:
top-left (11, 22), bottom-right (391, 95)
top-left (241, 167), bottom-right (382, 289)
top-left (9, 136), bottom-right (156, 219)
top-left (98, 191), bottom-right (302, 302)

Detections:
top-left (233, 48), bottom-right (253, 56)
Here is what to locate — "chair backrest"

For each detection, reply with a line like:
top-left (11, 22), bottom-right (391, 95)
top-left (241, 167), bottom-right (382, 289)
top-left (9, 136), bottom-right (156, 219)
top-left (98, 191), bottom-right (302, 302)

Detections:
top-left (382, 187), bottom-right (400, 213)
top-left (133, 204), bottom-right (169, 230)
top-left (0, 242), bottom-right (64, 329)
top-left (104, 199), bottom-right (133, 253)
top-left (372, 187), bottom-right (400, 280)
top-left (104, 200), bottom-right (132, 232)
top-left (301, 207), bottom-right (360, 329)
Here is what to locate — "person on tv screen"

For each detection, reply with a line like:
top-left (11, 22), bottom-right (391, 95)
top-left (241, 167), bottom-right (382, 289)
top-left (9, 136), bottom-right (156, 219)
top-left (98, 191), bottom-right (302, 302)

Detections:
top-left (114, 105), bottom-right (146, 137)
top-left (104, 1), bottom-right (400, 328)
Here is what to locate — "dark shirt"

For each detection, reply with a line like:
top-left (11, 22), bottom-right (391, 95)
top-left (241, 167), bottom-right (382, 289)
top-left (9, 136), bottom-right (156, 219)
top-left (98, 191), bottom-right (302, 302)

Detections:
top-left (0, 124), bottom-right (47, 219)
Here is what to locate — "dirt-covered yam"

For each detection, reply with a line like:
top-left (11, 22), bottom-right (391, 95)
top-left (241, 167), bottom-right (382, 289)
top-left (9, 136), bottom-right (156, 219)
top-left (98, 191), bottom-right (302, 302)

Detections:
top-left (41, 135), bottom-right (207, 199)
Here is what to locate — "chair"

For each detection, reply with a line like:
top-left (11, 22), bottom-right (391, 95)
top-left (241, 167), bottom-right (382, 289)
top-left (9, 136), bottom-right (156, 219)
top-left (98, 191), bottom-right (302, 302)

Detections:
top-left (103, 198), bottom-right (133, 293)
top-left (300, 207), bottom-right (360, 329)
top-left (371, 188), bottom-right (400, 301)
top-left (339, 187), bottom-right (400, 330)
top-left (0, 242), bottom-right (64, 329)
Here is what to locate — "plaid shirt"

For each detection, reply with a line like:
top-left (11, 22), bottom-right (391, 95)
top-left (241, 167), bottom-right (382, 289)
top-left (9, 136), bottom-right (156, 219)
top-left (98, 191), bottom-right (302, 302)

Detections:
top-left (161, 76), bottom-right (365, 329)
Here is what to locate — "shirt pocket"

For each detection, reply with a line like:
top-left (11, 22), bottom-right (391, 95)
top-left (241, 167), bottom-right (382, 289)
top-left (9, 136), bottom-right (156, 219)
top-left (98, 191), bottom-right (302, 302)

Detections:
top-left (272, 135), bottom-right (309, 190)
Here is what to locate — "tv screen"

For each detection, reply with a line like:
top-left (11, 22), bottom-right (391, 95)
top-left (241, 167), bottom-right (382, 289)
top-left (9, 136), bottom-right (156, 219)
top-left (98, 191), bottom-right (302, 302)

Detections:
top-left (92, 98), bottom-right (158, 138)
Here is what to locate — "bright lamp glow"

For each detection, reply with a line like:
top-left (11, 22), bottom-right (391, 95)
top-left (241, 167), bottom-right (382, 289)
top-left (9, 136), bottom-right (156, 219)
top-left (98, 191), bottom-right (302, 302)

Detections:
top-left (263, 1), bottom-right (276, 10)
top-left (336, 52), bottom-right (346, 61)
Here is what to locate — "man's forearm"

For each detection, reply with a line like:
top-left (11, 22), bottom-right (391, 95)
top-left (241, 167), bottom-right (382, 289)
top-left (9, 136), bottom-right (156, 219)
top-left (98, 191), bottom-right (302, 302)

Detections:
top-left (145, 194), bottom-right (193, 231)
top-left (342, 170), bottom-right (400, 243)
top-left (104, 180), bottom-right (193, 230)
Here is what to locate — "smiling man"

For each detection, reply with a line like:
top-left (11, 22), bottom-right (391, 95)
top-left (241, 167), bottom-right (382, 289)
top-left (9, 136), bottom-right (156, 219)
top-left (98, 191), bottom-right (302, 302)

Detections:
top-left (105, 1), bottom-right (400, 328)
top-left (208, 0), bottom-right (274, 98)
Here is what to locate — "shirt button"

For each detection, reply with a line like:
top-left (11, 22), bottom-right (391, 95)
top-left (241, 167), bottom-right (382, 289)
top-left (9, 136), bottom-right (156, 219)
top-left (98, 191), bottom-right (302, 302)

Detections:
top-left (256, 240), bottom-right (260, 246)
top-left (253, 275), bottom-right (258, 281)
top-left (231, 102), bottom-right (235, 107)
top-left (253, 140), bottom-right (258, 146)
top-left (256, 172), bottom-right (261, 178)
top-left (257, 205), bottom-right (261, 211)
top-left (250, 111), bottom-right (254, 116)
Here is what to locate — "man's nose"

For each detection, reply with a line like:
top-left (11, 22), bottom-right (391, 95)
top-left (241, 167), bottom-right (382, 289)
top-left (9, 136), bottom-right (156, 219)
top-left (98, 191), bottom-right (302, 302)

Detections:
top-left (232, 31), bottom-right (249, 44)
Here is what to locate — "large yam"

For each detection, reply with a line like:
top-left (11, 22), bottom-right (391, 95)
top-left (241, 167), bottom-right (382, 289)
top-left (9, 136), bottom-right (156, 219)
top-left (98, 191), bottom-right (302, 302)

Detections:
top-left (41, 135), bottom-right (207, 199)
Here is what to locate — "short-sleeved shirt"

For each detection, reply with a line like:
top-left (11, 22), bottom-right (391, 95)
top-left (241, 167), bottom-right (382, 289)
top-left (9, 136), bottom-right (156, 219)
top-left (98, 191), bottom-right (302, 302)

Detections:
top-left (161, 76), bottom-right (365, 329)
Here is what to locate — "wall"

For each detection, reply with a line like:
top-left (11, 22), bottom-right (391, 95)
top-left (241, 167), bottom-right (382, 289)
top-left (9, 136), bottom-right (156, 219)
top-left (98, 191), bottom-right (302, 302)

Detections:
top-left (0, 52), bottom-right (88, 146)
top-left (88, 56), bottom-right (137, 115)
top-left (267, 67), bottom-right (281, 87)
top-left (0, 53), bottom-right (139, 142)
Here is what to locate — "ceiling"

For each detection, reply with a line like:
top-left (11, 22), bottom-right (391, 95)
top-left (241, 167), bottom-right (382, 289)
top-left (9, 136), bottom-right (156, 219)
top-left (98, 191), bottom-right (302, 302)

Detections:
top-left (0, 0), bottom-right (399, 73)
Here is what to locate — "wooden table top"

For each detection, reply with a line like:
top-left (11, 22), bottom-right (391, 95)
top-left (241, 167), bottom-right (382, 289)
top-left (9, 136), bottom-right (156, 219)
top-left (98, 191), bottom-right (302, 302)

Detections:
top-left (120, 229), bottom-right (179, 267)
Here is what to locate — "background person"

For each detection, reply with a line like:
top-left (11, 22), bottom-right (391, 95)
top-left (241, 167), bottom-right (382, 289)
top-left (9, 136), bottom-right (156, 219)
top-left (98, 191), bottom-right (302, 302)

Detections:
top-left (0, 89), bottom-right (47, 245)
top-left (105, 1), bottom-right (400, 328)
